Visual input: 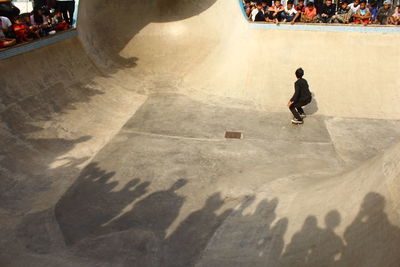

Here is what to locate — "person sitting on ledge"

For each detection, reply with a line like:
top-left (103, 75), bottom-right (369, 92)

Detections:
top-left (267, 0), bottom-right (285, 24)
top-left (348, 0), bottom-right (361, 21)
top-left (0, 17), bottom-right (15, 48)
top-left (291, 0), bottom-right (306, 24)
top-left (353, 1), bottom-right (372, 25)
top-left (13, 16), bottom-right (32, 43)
top-left (318, 0), bottom-right (336, 23)
top-left (251, 1), bottom-right (266, 21)
top-left (301, 2), bottom-right (318, 23)
top-left (51, 10), bottom-right (69, 31)
top-left (282, 0), bottom-right (298, 22)
top-left (23, 15), bottom-right (40, 39)
top-left (389, 4), bottom-right (400, 24)
top-left (331, 1), bottom-right (352, 23)
top-left (376, 0), bottom-right (393, 24)
top-left (369, 1), bottom-right (378, 23)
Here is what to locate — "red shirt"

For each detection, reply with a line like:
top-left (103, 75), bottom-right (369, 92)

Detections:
top-left (13, 24), bottom-right (27, 33)
top-left (304, 7), bottom-right (317, 17)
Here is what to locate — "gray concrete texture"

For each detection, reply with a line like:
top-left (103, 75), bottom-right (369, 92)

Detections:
top-left (0, 0), bottom-right (400, 266)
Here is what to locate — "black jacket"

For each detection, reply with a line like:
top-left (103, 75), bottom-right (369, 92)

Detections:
top-left (291, 78), bottom-right (312, 103)
top-left (320, 4), bottom-right (337, 17)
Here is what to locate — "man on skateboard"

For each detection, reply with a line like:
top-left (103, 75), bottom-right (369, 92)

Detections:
top-left (288, 68), bottom-right (312, 125)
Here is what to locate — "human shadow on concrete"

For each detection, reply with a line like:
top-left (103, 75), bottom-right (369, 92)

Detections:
top-left (304, 92), bottom-right (319, 115)
top-left (278, 193), bottom-right (400, 267)
top-left (54, 162), bottom-right (151, 245)
top-left (161, 192), bottom-right (233, 267)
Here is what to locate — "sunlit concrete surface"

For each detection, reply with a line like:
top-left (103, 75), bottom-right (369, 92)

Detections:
top-left (1, 0), bottom-right (400, 266)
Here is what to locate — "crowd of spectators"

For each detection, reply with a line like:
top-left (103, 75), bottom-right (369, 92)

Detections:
top-left (244, 0), bottom-right (400, 25)
top-left (0, 0), bottom-right (75, 49)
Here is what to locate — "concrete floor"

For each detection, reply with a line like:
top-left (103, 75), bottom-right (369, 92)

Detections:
top-left (1, 0), bottom-right (400, 266)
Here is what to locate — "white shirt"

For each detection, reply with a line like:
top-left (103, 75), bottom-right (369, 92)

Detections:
top-left (284, 6), bottom-right (298, 15)
top-left (348, 3), bottom-right (360, 13)
top-left (251, 8), bottom-right (265, 21)
top-left (0, 16), bottom-right (12, 39)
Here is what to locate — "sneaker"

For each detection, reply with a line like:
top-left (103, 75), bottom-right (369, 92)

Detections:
top-left (291, 118), bottom-right (304, 125)
top-left (300, 113), bottom-right (306, 118)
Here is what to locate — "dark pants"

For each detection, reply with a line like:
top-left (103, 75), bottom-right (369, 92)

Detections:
top-left (0, 2), bottom-right (20, 20)
top-left (57, 1), bottom-right (75, 25)
top-left (289, 98), bottom-right (311, 121)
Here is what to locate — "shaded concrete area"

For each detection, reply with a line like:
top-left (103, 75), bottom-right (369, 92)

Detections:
top-left (1, 0), bottom-right (400, 266)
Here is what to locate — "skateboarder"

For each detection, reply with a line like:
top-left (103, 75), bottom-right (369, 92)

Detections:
top-left (288, 68), bottom-right (312, 125)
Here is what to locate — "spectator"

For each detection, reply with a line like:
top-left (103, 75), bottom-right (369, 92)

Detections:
top-left (267, 0), bottom-right (285, 24)
top-left (0, 15), bottom-right (11, 37)
top-left (0, 0), bottom-right (20, 21)
top-left (56, 0), bottom-right (75, 26)
top-left (348, 0), bottom-right (361, 21)
top-left (244, 0), bottom-right (252, 17)
top-left (251, 2), bottom-right (266, 21)
top-left (0, 16), bottom-right (14, 48)
top-left (332, 1), bottom-right (353, 23)
top-left (22, 15), bottom-right (40, 39)
top-left (376, 0), bottom-right (393, 24)
top-left (261, 0), bottom-right (269, 12)
top-left (282, 0), bottom-right (298, 22)
top-left (389, 4), bottom-right (400, 24)
top-left (301, 1), bottom-right (318, 22)
top-left (318, 0), bottom-right (337, 23)
top-left (51, 10), bottom-right (69, 31)
top-left (292, 0), bottom-right (306, 24)
top-left (30, 7), bottom-right (53, 36)
top-left (13, 16), bottom-right (32, 43)
top-left (354, 1), bottom-right (372, 24)
top-left (369, 1), bottom-right (378, 22)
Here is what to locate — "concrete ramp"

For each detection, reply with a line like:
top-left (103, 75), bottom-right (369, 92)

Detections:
top-left (0, 0), bottom-right (400, 266)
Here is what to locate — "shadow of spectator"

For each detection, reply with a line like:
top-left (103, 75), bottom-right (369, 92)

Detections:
top-left (55, 162), bottom-right (151, 245)
top-left (340, 192), bottom-right (400, 267)
top-left (307, 210), bottom-right (344, 267)
top-left (304, 92), bottom-right (319, 115)
top-left (162, 192), bottom-right (233, 267)
top-left (280, 216), bottom-right (323, 267)
top-left (104, 179), bottom-right (188, 239)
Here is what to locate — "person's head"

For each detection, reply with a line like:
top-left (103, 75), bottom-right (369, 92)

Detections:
top-left (307, 1), bottom-right (314, 9)
top-left (383, 0), bottom-right (391, 8)
top-left (14, 17), bottom-right (22, 25)
top-left (23, 15), bottom-right (30, 24)
top-left (256, 1), bottom-right (263, 9)
top-left (341, 0), bottom-right (348, 8)
top-left (360, 1), bottom-right (367, 9)
top-left (261, 0), bottom-right (268, 8)
top-left (275, 0), bottom-right (282, 6)
top-left (354, 0), bottom-right (360, 6)
top-left (326, 0), bottom-right (332, 6)
top-left (298, 0), bottom-right (305, 6)
top-left (244, 0), bottom-right (251, 7)
top-left (295, 68), bottom-right (304, 79)
top-left (369, 1), bottom-right (377, 8)
top-left (287, 0), bottom-right (294, 9)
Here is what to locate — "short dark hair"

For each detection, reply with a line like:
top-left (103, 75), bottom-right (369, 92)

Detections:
top-left (287, 0), bottom-right (294, 4)
top-left (295, 68), bottom-right (304, 78)
top-left (306, 2), bottom-right (314, 7)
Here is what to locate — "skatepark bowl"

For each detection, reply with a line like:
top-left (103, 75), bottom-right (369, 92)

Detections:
top-left (1, 0), bottom-right (400, 266)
